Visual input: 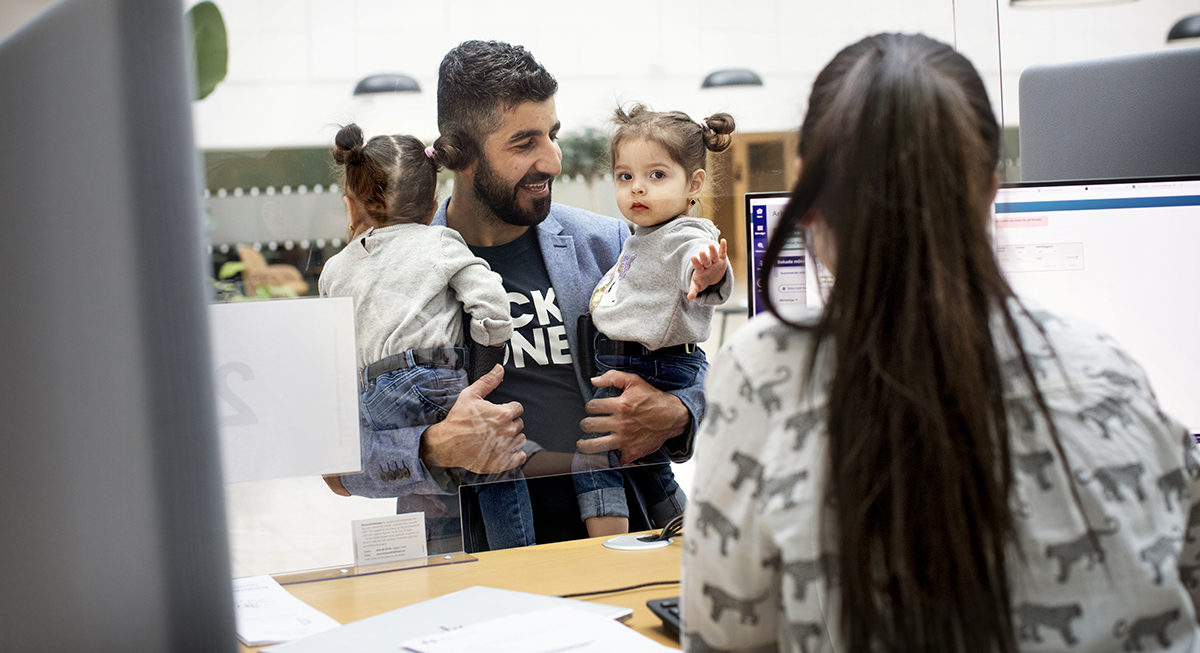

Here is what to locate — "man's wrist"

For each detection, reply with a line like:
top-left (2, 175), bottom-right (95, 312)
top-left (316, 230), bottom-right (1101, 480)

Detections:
top-left (662, 395), bottom-right (695, 460)
top-left (418, 423), bottom-right (446, 468)
top-left (666, 393), bottom-right (689, 437)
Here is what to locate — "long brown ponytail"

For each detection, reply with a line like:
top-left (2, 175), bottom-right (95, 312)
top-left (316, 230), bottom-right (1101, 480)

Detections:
top-left (763, 33), bottom-right (1047, 652)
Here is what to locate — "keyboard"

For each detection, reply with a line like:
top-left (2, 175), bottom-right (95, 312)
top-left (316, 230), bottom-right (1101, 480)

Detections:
top-left (646, 596), bottom-right (681, 641)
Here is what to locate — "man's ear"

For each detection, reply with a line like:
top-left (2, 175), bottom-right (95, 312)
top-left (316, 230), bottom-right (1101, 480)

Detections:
top-left (688, 168), bottom-right (707, 198)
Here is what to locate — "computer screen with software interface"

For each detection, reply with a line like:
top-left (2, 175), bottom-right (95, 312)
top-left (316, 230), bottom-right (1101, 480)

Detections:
top-left (747, 180), bottom-right (1200, 434)
top-left (745, 191), bottom-right (834, 316)
top-left (993, 176), bottom-right (1200, 434)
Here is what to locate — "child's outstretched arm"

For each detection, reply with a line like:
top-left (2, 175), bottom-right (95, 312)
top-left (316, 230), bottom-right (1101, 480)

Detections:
top-left (687, 238), bottom-right (729, 300)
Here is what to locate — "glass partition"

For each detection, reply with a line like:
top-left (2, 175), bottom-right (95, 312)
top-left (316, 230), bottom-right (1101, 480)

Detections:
top-left (198, 0), bottom-right (997, 579)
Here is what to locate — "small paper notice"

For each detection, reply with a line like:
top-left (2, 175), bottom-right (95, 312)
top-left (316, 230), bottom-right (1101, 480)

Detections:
top-left (352, 511), bottom-right (427, 565)
top-left (232, 575), bottom-right (341, 647)
top-left (399, 606), bottom-right (675, 653)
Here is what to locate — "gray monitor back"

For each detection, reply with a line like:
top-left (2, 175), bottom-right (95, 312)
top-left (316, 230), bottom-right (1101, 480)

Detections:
top-left (0, 0), bottom-right (235, 650)
top-left (1019, 45), bottom-right (1200, 182)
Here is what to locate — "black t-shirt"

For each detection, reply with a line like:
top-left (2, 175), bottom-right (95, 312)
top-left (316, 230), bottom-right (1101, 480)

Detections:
top-left (469, 228), bottom-right (590, 454)
top-left (469, 229), bottom-right (593, 544)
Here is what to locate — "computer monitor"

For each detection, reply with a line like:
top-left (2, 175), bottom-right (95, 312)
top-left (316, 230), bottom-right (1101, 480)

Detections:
top-left (0, 0), bottom-right (235, 649)
top-left (745, 191), bottom-right (833, 316)
top-left (993, 176), bottom-right (1200, 433)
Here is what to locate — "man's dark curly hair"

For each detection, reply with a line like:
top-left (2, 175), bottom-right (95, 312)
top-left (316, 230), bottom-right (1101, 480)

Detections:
top-left (435, 40), bottom-right (558, 170)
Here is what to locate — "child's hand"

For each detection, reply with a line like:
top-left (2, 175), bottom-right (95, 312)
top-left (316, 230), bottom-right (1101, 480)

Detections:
top-left (688, 238), bottom-right (728, 300)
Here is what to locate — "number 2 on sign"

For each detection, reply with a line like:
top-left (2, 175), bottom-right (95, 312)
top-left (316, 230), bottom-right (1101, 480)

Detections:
top-left (216, 362), bottom-right (258, 427)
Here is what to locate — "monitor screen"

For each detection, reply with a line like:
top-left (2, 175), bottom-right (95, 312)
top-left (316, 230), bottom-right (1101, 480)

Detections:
top-left (0, 0), bottom-right (235, 648)
top-left (745, 191), bottom-right (833, 316)
top-left (993, 176), bottom-right (1200, 433)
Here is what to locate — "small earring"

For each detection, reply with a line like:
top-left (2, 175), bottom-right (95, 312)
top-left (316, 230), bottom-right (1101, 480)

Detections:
top-left (689, 198), bottom-right (697, 206)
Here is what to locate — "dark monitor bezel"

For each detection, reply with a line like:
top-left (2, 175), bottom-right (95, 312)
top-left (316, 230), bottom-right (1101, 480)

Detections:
top-left (744, 191), bottom-right (794, 318)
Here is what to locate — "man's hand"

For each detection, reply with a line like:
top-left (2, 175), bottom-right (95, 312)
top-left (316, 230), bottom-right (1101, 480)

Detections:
top-left (419, 364), bottom-right (527, 474)
top-left (577, 371), bottom-right (689, 465)
top-left (687, 238), bottom-right (728, 300)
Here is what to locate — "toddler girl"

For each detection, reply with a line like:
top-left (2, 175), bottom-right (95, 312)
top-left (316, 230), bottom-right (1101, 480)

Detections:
top-left (578, 105), bottom-right (735, 536)
top-left (319, 124), bottom-right (535, 551)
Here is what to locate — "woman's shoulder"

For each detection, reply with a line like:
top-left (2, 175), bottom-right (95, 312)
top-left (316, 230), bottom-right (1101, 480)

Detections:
top-left (1001, 298), bottom-right (1152, 396)
top-left (713, 308), bottom-right (825, 390)
top-left (723, 307), bottom-right (822, 354)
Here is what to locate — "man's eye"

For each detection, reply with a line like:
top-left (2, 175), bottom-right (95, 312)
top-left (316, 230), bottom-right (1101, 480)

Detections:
top-left (516, 141), bottom-right (534, 150)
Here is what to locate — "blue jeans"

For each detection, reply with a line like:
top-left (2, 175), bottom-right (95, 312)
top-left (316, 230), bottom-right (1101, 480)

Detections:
top-left (572, 334), bottom-right (696, 523)
top-left (361, 347), bottom-right (535, 549)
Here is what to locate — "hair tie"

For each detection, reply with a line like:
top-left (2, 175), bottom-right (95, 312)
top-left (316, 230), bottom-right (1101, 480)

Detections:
top-left (424, 145), bottom-right (436, 159)
top-left (698, 119), bottom-right (710, 133)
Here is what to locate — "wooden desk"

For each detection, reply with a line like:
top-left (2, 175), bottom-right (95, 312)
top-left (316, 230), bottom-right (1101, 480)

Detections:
top-left (239, 534), bottom-right (683, 651)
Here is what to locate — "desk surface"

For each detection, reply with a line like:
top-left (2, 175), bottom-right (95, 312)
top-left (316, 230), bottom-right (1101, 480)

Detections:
top-left (239, 533), bottom-right (683, 651)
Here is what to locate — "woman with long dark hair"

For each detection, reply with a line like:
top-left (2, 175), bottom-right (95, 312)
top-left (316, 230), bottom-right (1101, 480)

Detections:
top-left (682, 33), bottom-right (1200, 652)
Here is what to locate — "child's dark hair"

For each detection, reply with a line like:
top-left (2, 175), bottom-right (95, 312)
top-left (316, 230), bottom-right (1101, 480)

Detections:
top-left (610, 104), bottom-right (735, 175)
top-left (332, 123), bottom-right (449, 226)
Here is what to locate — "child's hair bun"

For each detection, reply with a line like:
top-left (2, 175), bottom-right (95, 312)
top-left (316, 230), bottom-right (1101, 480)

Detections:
top-left (333, 123), bottom-right (367, 165)
top-left (702, 113), bottom-right (736, 153)
top-left (430, 132), bottom-right (472, 171)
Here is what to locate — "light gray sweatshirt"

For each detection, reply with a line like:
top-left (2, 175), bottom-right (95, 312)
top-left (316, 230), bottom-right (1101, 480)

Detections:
top-left (590, 216), bottom-right (733, 351)
top-left (318, 223), bottom-right (512, 370)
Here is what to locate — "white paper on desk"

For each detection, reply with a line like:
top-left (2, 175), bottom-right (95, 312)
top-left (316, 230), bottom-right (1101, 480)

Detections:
top-left (401, 606), bottom-right (674, 653)
top-left (233, 575), bottom-right (342, 646)
top-left (264, 586), bottom-right (632, 653)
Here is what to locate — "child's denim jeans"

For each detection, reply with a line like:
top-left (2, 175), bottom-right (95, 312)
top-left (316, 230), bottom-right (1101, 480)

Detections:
top-left (572, 334), bottom-right (695, 524)
top-left (361, 347), bottom-right (535, 550)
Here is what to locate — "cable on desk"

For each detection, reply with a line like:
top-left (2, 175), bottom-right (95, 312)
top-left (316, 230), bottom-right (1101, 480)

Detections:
top-left (557, 580), bottom-right (680, 599)
top-left (638, 514), bottom-right (683, 542)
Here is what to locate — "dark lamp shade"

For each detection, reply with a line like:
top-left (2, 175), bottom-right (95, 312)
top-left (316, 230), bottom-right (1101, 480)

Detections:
top-left (701, 69), bottom-right (763, 89)
top-left (1168, 14), bottom-right (1200, 41)
top-left (353, 74), bottom-right (421, 95)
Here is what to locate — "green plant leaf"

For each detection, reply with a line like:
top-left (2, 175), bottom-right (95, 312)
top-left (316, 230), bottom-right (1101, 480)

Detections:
top-left (188, 2), bottom-right (228, 100)
top-left (218, 260), bottom-right (246, 279)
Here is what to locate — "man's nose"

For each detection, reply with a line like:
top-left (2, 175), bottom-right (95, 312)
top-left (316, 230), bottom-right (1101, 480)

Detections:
top-left (537, 139), bottom-right (563, 177)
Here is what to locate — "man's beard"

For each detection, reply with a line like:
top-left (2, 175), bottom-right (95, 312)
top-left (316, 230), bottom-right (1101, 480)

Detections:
top-left (473, 154), bottom-right (553, 227)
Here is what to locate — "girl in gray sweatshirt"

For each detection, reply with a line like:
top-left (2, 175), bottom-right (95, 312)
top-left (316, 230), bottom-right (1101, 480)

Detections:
top-left (319, 124), bottom-right (534, 551)
top-left (575, 105), bottom-right (736, 537)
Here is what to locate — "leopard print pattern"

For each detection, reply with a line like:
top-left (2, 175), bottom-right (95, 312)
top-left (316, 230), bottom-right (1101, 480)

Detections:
top-left (785, 407), bottom-right (824, 452)
top-left (1016, 449), bottom-right (1055, 491)
top-left (790, 622), bottom-right (823, 653)
top-left (730, 451), bottom-right (764, 492)
top-left (1139, 535), bottom-right (1180, 585)
top-left (696, 501), bottom-right (740, 556)
top-left (755, 470), bottom-right (808, 509)
top-left (1015, 602), bottom-right (1082, 646)
top-left (1077, 463), bottom-right (1146, 503)
top-left (738, 366), bottom-right (792, 416)
top-left (1045, 519), bottom-right (1119, 583)
top-left (1157, 468), bottom-right (1187, 512)
top-left (1078, 396), bottom-right (1135, 439)
top-left (1114, 608), bottom-right (1180, 651)
top-left (780, 553), bottom-right (838, 601)
top-left (702, 583), bottom-right (768, 625)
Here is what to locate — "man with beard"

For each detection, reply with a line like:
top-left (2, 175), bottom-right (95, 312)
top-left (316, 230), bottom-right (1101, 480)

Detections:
top-left (332, 40), bottom-right (706, 552)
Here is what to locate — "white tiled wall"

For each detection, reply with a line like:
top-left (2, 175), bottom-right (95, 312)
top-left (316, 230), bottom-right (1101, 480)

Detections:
top-left (191, 0), bottom-right (1200, 150)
